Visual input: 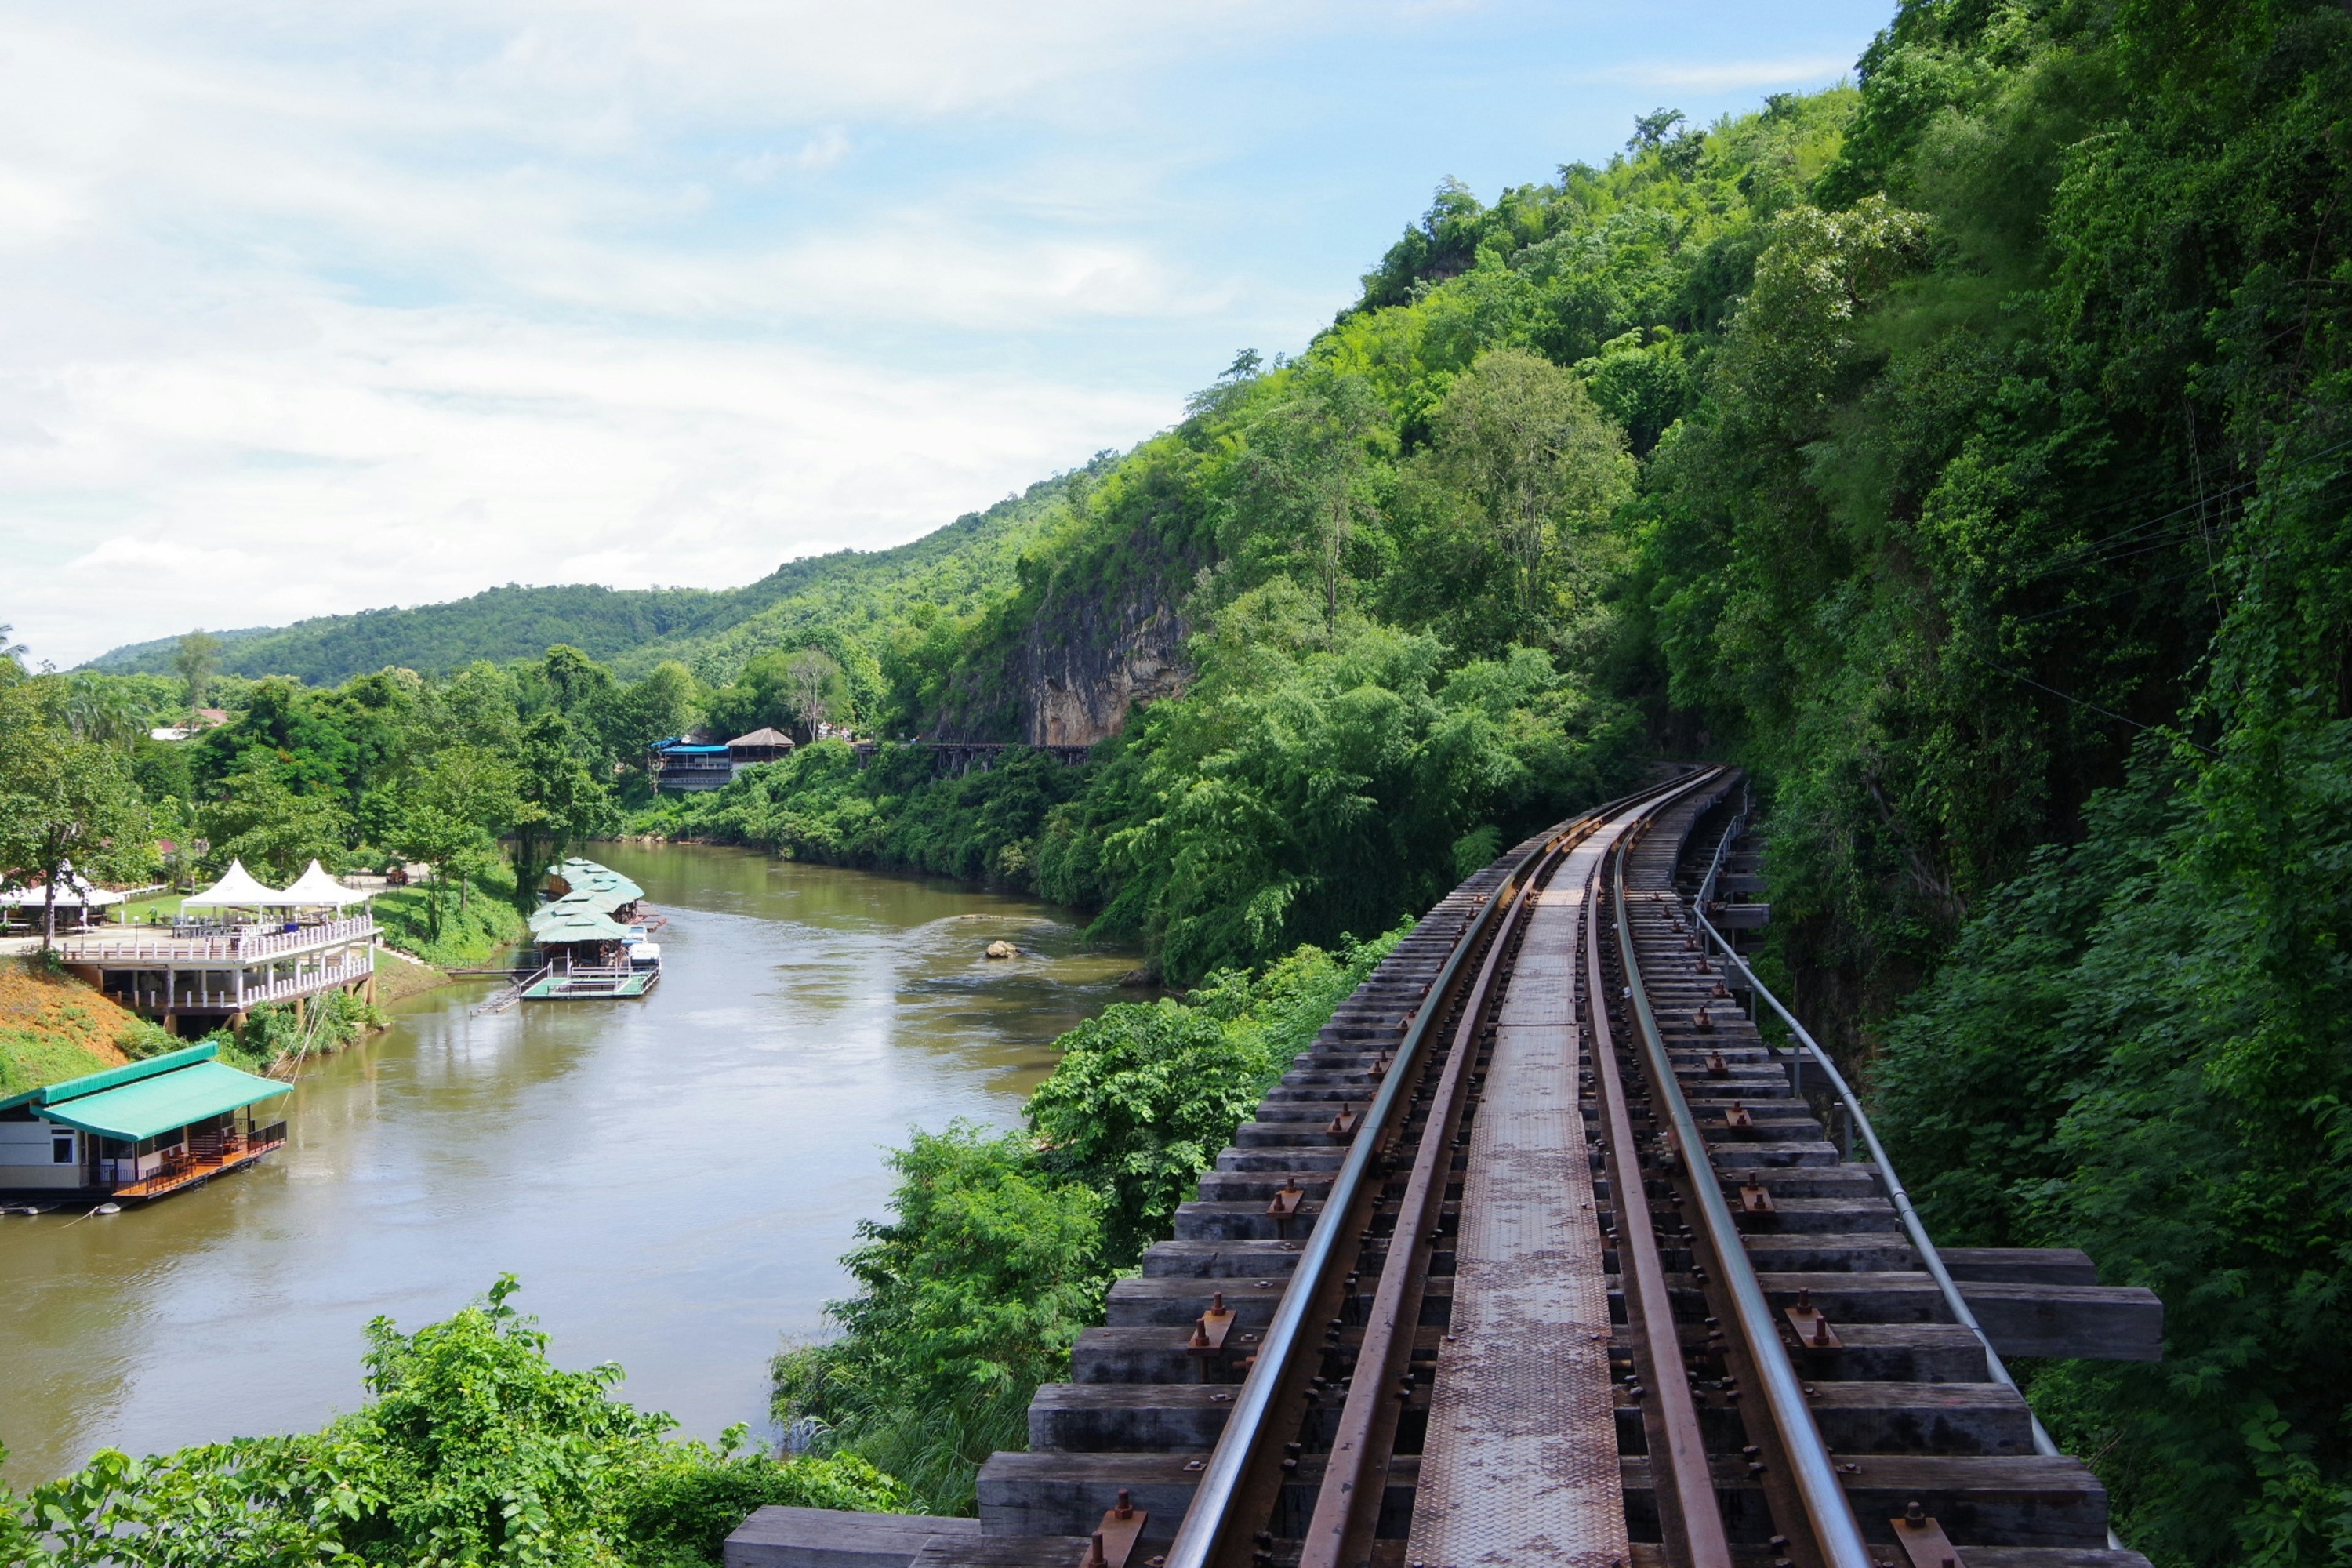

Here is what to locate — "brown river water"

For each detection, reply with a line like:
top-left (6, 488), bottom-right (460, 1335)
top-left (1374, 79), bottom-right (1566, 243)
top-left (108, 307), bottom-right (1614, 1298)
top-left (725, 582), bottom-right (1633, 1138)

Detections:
top-left (0, 843), bottom-right (1140, 1490)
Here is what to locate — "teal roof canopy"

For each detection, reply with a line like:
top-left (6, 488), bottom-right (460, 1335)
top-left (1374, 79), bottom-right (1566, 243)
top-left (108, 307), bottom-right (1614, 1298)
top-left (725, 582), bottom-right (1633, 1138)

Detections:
top-left (528, 901), bottom-right (632, 942)
top-left (545, 859), bottom-right (642, 912)
top-left (33, 1060), bottom-right (290, 1142)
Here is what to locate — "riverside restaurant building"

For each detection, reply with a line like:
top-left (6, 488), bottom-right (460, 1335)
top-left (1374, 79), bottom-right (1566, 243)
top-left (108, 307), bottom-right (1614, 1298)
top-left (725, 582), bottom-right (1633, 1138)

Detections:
top-left (0, 1044), bottom-right (291, 1203)
top-left (55, 859), bottom-right (377, 1036)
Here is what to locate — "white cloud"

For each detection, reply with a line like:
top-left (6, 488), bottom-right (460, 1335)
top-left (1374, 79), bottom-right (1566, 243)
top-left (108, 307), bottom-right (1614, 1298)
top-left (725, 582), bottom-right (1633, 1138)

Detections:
top-left (11, 306), bottom-right (1168, 661)
top-left (734, 128), bottom-right (853, 182)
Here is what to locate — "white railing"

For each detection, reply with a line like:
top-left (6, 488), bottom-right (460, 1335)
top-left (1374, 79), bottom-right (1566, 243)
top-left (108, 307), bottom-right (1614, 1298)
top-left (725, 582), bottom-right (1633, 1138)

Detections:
top-left (245, 960), bottom-right (375, 1005)
top-left (61, 915), bottom-right (376, 964)
top-left (116, 957), bottom-right (374, 1014)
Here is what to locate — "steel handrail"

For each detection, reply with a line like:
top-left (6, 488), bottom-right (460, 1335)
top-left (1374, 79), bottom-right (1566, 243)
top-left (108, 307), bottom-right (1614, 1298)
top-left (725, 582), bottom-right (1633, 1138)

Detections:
top-left (1614, 829), bottom-right (1875, 1568)
top-left (1163, 770), bottom-right (1701, 1568)
top-left (1690, 888), bottom-right (2085, 1472)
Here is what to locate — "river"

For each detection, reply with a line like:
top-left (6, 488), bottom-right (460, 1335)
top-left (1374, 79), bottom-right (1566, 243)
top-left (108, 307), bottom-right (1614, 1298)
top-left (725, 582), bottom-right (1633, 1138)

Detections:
top-left (0, 844), bottom-right (1140, 1490)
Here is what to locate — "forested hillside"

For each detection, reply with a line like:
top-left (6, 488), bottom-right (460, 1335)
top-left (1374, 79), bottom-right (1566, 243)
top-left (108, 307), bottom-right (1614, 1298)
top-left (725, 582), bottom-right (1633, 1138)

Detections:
top-left (80, 476), bottom-right (1087, 688)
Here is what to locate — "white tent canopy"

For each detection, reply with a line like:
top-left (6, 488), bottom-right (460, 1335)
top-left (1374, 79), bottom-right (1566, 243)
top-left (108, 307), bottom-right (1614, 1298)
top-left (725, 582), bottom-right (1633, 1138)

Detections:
top-left (0, 882), bottom-right (124, 908)
top-left (183, 860), bottom-right (288, 909)
top-left (280, 860), bottom-right (368, 906)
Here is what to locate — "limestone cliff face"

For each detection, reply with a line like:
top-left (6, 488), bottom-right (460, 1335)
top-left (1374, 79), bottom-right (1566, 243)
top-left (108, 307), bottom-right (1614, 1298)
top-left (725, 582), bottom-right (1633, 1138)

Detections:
top-left (1020, 576), bottom-right (1188, 746)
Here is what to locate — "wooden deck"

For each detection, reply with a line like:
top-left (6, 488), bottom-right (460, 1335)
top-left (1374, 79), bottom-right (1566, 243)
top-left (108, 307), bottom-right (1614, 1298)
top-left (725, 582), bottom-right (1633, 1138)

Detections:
top-left (111, 1126), bottom-right (288, 1201)
top-left (522, 967), bottom-right (659, 1000)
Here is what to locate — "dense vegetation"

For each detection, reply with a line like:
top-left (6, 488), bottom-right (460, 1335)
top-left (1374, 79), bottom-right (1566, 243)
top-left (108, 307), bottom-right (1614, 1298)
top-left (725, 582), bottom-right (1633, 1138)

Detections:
top-left (1, 641), bottom-right (695, 932)
top-left (0, 1277), bottom-right (902, 1566)
top-left (769, 933), bottom-right (1401, 1515)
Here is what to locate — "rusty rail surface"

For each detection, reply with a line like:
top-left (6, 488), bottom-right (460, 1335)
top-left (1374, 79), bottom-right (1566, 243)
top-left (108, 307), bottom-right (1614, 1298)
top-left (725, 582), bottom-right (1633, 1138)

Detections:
top-left (1165, 768), bottom-right (1712, 1568)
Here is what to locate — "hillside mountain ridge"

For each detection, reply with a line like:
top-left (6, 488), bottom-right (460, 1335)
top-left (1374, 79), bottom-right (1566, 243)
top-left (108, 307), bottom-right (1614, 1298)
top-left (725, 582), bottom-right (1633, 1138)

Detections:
top-left (80, 474), bottom-right (1094, 688)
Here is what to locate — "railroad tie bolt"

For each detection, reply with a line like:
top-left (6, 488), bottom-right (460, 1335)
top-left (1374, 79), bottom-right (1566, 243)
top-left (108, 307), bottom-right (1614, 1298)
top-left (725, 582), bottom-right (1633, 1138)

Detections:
top-left (1906, 1500), bottom-right (1926, 1525)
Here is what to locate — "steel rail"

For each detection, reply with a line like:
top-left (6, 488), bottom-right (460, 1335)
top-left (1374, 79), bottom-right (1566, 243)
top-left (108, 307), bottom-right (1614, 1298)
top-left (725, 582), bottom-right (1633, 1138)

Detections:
top-left (1163, 772), bottom-right (1699, 1568)
top-left (1687, 818), bottom-right (2129, 1551)
top-left (1584, 783), bottom-right (1735, 1568)
top-left (1298, 818), bottom-right (1617, 1568)
top-left (1613, 830), bottom-right (1876, 1568)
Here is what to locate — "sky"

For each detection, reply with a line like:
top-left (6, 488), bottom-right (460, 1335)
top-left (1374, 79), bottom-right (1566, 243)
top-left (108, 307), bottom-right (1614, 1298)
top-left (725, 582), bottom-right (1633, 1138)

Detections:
top-left (1, 0), bottom-right (1891, 670)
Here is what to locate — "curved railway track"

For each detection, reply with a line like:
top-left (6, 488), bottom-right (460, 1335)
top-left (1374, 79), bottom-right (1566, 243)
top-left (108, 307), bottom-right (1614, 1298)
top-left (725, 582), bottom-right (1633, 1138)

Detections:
top-left (737, 768), bottom-right (2163, 1568)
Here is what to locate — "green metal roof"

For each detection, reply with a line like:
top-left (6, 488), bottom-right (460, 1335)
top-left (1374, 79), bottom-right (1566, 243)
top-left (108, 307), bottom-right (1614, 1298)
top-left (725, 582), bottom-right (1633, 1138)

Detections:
top-left (0, 1043), bottom-right (222, 1114)
top-left (545, 859), bottom-right (643, 912)
top-left (33, 1060), bottom-right (290, 1142)
top-left (528, 900), bottom-right (632, 942)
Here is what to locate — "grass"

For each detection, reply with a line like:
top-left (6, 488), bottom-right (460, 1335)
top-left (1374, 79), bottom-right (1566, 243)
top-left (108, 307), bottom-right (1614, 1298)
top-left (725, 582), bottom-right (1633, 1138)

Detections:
top-left (373, 947), bottom-right (452, 1003)
top-left (0, 958), bottom-right (174, 1098)
top-left (372, 867), bottom-right (528, 967)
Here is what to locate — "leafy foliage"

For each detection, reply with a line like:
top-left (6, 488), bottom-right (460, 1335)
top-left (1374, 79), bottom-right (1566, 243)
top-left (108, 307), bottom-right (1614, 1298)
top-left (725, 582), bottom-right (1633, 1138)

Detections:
top-left (1030, 929), bottom-right (1403, 1264)
top-left (776, 932), bottom-right (1395, 1513)
top-left (5, 1277), bottom-right (902, 1567)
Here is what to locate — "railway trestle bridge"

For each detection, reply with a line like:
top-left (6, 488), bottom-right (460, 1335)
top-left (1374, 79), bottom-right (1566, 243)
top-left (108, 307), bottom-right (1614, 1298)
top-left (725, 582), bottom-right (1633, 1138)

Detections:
top-left (732, 767), bottom-right (2161, 1568)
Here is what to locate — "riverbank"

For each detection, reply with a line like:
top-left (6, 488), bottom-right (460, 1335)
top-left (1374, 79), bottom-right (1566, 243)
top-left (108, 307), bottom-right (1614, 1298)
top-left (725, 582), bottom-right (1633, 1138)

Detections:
top-left (0, 844), bottom-right (1143, 1494)
top-left (770, 926), bottom-right (1405, 1514)
top-left (0, 946), bottom-right (424, 1098)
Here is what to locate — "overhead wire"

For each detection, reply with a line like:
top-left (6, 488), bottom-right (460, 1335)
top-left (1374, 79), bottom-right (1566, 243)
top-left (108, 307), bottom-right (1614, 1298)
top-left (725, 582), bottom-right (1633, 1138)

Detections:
top-left (1955, 647), bottom-right (2220, 757)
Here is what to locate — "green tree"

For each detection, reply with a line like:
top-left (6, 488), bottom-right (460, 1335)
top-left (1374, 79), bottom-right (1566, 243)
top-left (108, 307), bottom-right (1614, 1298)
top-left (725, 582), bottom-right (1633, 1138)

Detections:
top-left (196, 770), bottom-right (351, 884)
top-left (1429, 347), bottom-right (1633, 622)
top-left (409, 745), bottom-right (529, 918)
top-left (15, 1277), bottom-right (903, 1567)
top-left (0, 679), bottom-right (154, 947)
top-left (508, 712), bottom-right (616, 905)
top-left (774, 1126), bottom-right (1106, 1513)
top-left (170, 630), bottom-right (223, 711)
top-left (63, 676), bottom-right (147, 751)
top-left (1026, 1001), bottom-right (1264, 1265)
top-left (1222, 370), bottom-right (1385, 628)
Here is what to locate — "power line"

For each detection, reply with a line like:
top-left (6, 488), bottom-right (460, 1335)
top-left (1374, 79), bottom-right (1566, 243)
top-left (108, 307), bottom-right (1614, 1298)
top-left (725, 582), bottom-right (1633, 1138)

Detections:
top-left (1956, 646), bottom-right (2220, 758)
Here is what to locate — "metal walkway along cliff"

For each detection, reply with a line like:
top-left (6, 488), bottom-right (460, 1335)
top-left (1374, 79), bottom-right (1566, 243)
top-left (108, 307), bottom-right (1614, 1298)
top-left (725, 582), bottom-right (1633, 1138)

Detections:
top-left (729, 768), bottom-right (2162, 1568)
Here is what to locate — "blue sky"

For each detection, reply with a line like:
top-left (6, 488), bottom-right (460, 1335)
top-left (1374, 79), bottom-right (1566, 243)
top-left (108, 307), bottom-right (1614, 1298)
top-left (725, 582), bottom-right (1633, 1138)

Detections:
top-left (2, 0), bottom-right (1891, 668)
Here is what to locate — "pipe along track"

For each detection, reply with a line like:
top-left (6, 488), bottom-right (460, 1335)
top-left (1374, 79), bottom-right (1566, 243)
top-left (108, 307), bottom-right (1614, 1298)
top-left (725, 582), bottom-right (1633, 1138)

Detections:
top-left (964, 768), bottom-right (2158, 1568)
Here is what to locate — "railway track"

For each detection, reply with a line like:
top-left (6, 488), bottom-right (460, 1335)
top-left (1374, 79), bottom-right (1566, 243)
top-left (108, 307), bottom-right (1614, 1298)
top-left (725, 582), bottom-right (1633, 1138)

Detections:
top-left (733, 767), bottom-right (2162, 1568)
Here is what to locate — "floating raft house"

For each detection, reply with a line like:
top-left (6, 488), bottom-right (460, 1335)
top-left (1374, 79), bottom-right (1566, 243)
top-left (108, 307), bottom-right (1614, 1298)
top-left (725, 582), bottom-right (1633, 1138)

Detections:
top-left (0, 1043), bottom-right (291, 1203)
top-left (524, 860), bottom-right (659, 1000)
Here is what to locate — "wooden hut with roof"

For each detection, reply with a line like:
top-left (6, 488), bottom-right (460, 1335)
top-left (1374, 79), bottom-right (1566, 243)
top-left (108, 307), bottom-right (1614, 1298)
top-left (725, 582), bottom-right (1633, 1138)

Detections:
top-left (522, 858), bottom-right (659, 999)
top-left (0, 1043), bottom-right (291, 1203)
top-left (727, 727), bottom-right (795, 766)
